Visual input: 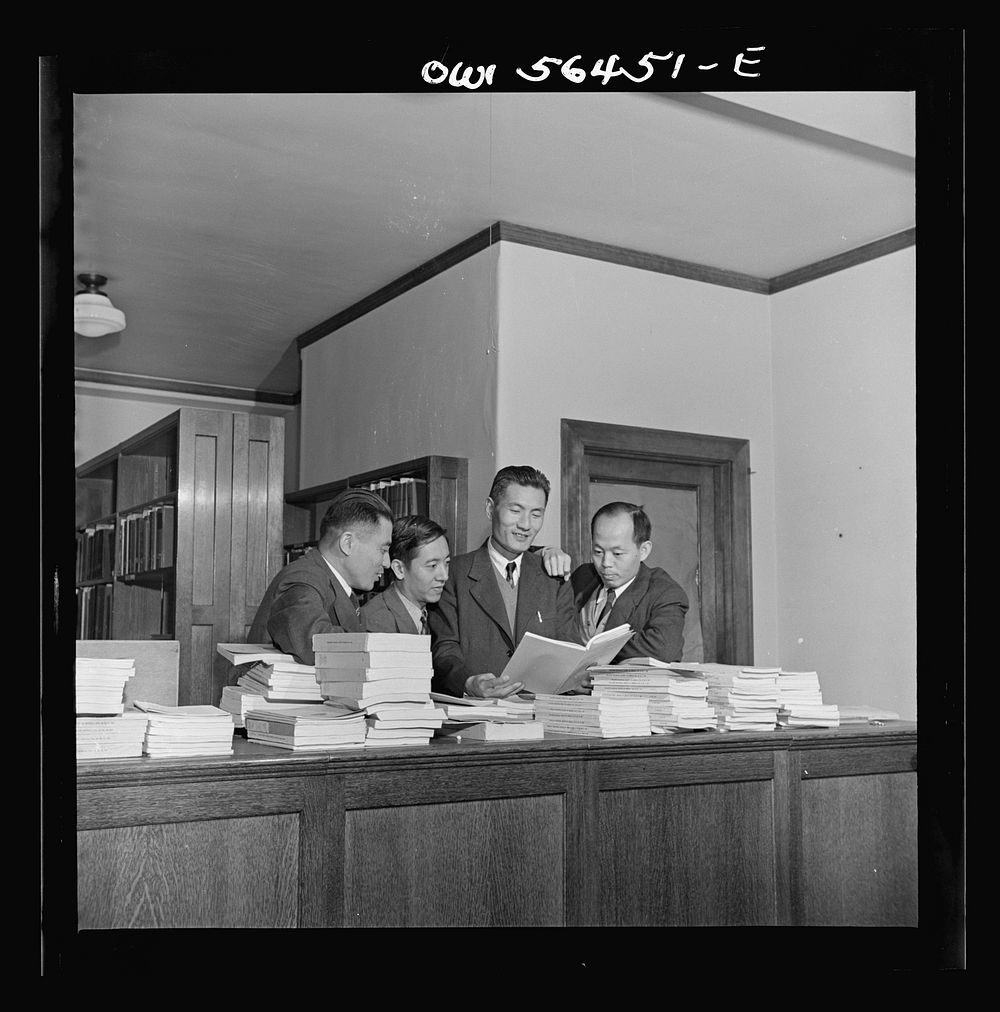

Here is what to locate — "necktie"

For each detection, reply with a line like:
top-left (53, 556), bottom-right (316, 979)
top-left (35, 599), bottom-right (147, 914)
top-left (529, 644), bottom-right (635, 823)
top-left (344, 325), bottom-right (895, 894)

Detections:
top-left (505, 561), bottom-right (516, 588)
top-left (595, 589), bottom-right (616, 629)
top-left (420, 608), bottom-right (429, 635)
top-left (350, 592), bottom-right (360, 618)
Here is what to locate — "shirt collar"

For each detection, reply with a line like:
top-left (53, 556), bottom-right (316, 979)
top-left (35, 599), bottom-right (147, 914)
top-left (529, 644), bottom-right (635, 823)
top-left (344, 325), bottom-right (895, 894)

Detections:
top-left (487, 539), bottom-right (523, 582)
top-left (598, 573), bottom-right (637, 604)
top-left (393, 583), bottom-right (425, 627)
top-left (320, 552), bottom-right (355, 600)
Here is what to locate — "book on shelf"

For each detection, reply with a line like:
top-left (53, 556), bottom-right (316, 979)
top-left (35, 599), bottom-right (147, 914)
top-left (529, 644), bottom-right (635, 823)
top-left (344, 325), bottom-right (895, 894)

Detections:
top-left (501, 624), bottom-right (635, 695)
top-left (437, 720), bottom-right (545, 742)
top-left (244, 705), bottom-right (368, 748)
top-left (312, 631), bottom-right (430, 653)
top-left (533, 693), bottom-right (651, 738)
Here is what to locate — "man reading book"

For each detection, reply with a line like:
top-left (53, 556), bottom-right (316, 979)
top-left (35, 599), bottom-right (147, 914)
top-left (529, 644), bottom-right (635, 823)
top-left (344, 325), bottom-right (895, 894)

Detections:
top-left (570, 502), bottom-right (689, 674)
top-left (360, 515), bottom-right (450, 635)
top-left (429, 465), bottom-right (578, 698)
top-left (245, 488), bottom-right (394, 667)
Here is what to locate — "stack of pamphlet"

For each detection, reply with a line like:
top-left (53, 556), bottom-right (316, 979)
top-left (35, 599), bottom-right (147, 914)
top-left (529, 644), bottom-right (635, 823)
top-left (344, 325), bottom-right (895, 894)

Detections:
top-left (244, 703), bottom-right (367, 750)
top-left (674, 663), bottom-right (780, 731)
top-left (776, 668), bottom-right (839, 727)
top-left (219, 685), bottom-right (324, 729)
top-left (836, 705), bottom-right (901, 725)
top-left (133, 701), bottom-right (236, 758)
top-left (432, 692), bottom-right (542, 741)
top-left (533, 693), bottom-right (651, 738)
top-left (313, 632), bottom-right (436, 747)
top-left (237, 659), bottom-right (323, 702)
top-left (76, 710), bottom-right (149, 760)
top-left (75, 656), bottom-right (135, 715)
top-left (589, 661), bottom-right (716, 732)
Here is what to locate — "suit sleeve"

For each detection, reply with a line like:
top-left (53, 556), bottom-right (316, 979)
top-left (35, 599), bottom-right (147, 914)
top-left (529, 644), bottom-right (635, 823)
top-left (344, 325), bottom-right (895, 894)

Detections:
top-left (429, 572), bottom-right (472, 696)
top-left (554, 572), bottom-right (581, 644)
top-left (359, 597), bottom-right (394, 634)
top-left (266, 575), bottom-right (345, 666)
top-left (615, 580), bottom-right (689, 664)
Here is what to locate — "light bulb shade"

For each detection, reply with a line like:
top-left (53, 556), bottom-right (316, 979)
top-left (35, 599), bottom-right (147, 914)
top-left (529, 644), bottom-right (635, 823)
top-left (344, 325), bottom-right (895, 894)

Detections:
top-left (75, 292), bottom-right (126, 338)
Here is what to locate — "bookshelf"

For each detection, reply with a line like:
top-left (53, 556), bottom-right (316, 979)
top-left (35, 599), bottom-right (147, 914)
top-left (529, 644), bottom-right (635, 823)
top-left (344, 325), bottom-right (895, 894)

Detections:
top-left (75, 408), bottom-right (286, 705)
top-left (284, 455), bottom-right (468, 597)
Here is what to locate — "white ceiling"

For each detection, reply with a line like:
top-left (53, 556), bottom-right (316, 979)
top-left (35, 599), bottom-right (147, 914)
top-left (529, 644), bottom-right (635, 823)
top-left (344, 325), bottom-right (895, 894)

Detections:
top-left (72, 90), bottom-right (915, 397)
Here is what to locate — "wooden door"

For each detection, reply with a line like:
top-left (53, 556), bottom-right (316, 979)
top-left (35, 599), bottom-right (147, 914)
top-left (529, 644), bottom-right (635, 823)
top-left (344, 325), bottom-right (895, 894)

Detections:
top-left (562, 419), bottom-right (753, 664)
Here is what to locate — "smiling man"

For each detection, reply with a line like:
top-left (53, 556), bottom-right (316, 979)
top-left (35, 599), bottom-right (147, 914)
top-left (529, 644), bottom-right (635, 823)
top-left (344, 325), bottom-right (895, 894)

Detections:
top-left (429, 465), bottom-right (578, 698)
top-left (360, 515), bottom-right (450, 634)
top-left (571, 501), bottom-right (689, 667)
top-left (245, 488), bottom-right (394, 666)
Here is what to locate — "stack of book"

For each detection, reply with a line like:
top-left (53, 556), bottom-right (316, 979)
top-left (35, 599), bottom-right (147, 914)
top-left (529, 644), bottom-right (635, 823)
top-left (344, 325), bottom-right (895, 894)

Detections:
top-left (237, 660), bottom-right (323, 702)
top-left (133, 701), bottom-right (236, 758)
top-left (777, 702), bottom-right (841, 728)
top-left (589, 662), bottom-right (716, 732)
top-left (432, 692), bottom-right (542, 741)
top-left (76, 711), bottom-right (149, 761)
top-left (532, 693), bottom-right (651, 738)
top-left (75, 656), bottom-right (135, 715)
top-left (776, 668), bottom-right (839, 728)
top-left (673, 663), bottom-right (780, 732)
top-left (244, 703), bottom-right (368, 750)
top-left (313, 632), bottom-right (437, 747)
top-left (219, 685), bottom-right (324, 729)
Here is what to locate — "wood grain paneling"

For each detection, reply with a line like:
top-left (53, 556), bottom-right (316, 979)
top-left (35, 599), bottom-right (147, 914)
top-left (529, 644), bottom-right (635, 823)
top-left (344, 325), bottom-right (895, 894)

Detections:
top-left (599, 781), bottom-right (776, 926)
top-left (343, 795), bottom-right (565, 926)
top-left (77, 813), bottom-right (300, 928)
top-left (799, 772), bottom-right (917, 926)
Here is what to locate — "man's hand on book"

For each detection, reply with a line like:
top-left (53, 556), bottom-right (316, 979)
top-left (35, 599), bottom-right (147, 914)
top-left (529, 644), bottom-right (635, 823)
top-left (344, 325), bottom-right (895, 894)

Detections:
top-left (465, 673), bottom-right (524, 698)
top-left (539, 545), bottom-right (572, 581)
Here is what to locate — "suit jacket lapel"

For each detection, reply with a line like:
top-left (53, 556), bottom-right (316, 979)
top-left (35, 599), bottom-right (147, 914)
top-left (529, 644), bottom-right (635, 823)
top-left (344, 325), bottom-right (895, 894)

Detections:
top-left (386, 583), bottom-right (421, 634)
top-left (468, 542), bottom-right (515, 646)
top-left (608, 563), bottom-right (651, 630)
top-left (310, 550), bottom-right (360, 631)
top-left (514, 552), bottom-right (546, 643)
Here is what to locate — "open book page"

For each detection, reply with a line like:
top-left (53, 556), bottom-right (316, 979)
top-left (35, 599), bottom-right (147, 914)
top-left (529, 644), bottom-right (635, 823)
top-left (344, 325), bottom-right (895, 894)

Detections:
top-left (503, 624), bottom-right (634, 695)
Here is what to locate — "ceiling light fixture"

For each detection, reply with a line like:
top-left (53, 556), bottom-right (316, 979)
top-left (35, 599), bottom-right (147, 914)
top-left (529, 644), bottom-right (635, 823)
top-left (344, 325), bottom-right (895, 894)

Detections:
top-left (74, 273), bottom-right (126, 337)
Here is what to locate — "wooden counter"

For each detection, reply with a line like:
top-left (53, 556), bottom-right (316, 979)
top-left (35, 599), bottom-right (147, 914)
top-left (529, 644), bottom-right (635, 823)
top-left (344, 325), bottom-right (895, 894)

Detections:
top-left (76, 723), bottom-right (917, 929)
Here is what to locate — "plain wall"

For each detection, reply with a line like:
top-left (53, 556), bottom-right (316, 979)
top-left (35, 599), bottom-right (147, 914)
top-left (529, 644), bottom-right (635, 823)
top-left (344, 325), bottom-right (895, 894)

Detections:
top-left (770, 246), bottom-right (916, 719)
top-left (494, 242), bottom-right (780, 666)
top-left (299, 246), bottom-right (500, 548)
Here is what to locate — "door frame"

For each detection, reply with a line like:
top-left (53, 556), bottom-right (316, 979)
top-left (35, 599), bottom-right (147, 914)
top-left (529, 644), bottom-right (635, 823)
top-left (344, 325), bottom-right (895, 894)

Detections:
top-left (560, 418), bottom-right (754, 664)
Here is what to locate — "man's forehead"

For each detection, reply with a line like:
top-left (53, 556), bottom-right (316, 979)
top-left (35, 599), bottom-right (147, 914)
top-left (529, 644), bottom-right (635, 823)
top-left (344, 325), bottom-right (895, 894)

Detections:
top-left (410, 535), bottom-right (450, 562)
top-left (496, 483), bottom-right (547, 507)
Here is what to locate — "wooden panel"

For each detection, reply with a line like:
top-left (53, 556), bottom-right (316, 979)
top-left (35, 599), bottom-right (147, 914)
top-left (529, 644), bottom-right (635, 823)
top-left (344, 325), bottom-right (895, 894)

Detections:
top-left (799, 745), bottom-right (917, 779)
top-left (599, 780), bottom-right (775, 926)
top-left (799, 772), bottom-right (917, 926)
top-left (343, 761), bottom-right (568, 808)
top-left (186, 623), bottom-right (215, 706)
top-left (77, 813), bottom-right (300, 928)
top-left (344, 794), bottom-right (565, 926)
top-left (192, 433), bottom-right (219, 606)
top-left (598, 750), bottom-right (774, 790)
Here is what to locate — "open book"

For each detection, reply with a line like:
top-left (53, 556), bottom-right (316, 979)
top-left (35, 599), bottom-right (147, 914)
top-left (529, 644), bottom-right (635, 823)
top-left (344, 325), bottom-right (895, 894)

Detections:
top-left (503, 624), bottom-right (634, 695)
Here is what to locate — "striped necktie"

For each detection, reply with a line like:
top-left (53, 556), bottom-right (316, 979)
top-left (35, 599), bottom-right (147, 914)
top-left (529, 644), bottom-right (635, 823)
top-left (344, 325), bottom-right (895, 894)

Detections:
top-left (350, 592), bottom-right (360, 618)
top-left (420, 608), bottom-right (429, 635)
top-left (595, 589), bottom-right (617, 629)
top-left (505, 561), bottom-right (516, 587)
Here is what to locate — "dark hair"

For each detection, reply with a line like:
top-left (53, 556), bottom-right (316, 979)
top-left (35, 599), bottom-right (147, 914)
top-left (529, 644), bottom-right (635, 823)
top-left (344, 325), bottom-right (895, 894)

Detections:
top-left (319, 488), bottom-right (394, 543)
top-left (488, 465), bottom-right (551, 505)
top-left (390, 514), bottom-right (449, 565)
top-left (591, 502), bottom-right (652, 545)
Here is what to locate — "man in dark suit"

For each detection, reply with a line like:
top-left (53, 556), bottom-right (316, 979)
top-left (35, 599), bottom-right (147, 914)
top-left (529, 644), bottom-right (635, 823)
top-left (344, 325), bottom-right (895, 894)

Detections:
top-left (246, 488), bottom-right (394, 665)
top-left (571, 502), bottom-right (689, 674)
top-left (360, 515), bottom-right (450, 635)
top-left (430, 465), bottom-right (578, 698)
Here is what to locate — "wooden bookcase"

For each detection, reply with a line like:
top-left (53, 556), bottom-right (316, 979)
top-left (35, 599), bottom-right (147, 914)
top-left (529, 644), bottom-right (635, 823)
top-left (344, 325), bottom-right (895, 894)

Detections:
top-left (284, 456), bottom-right (468, 593)
top-left (75, 408), bottom-right (286, 706)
